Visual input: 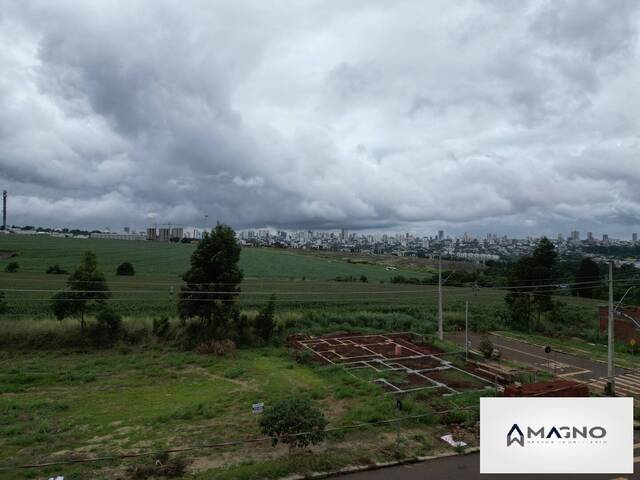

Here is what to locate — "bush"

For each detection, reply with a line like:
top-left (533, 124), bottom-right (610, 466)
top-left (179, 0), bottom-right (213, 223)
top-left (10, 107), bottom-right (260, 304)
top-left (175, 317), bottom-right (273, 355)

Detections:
top-left (116, 261), bottom-right (135, 276)
top-left (46, 264), bottom-right (68, 274)
top-left (479, 337), bottom-right (494, 359)
top-left (92, 307), bottom-right (123, 345)
top-left (152, 316), bottom-right (171, 338)
top-left (5, 262), bottom-right (19, 273)
top-left (194, 339), bottom-right (237, 356)
top-left (292, 348), bottom-right (315, 365)
top-left (255, 295), bottom-right (276, 342)
top-left (0, 291), bottom-right (6, 314)
top-left (259, 398), bottom-right (327, 451)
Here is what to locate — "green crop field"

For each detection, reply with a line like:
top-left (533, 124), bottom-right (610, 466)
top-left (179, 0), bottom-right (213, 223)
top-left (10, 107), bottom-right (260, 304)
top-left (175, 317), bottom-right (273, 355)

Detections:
top-left (0, 234), bottom-right (601, 321)
top-left (0, 234), bottom-right (429, 280)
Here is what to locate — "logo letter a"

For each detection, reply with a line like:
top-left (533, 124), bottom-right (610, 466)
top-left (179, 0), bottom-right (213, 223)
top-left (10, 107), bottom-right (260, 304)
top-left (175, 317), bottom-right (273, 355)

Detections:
top-left (507, 424), bottom-right (525, 447)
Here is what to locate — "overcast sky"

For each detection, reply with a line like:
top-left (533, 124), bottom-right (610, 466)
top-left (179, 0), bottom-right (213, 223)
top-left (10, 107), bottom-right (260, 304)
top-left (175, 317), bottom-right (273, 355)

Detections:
top-left (1, 0), bottom-right (639, 237)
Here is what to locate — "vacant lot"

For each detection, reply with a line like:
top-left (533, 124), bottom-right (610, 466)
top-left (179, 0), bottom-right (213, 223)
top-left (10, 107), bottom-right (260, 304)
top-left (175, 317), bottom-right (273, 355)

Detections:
top-left (0, 344), bottom-right (487, 480)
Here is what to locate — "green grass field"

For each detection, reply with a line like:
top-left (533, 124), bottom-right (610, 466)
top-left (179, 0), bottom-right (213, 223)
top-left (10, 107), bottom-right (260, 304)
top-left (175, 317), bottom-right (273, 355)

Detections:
top-left (0, 234), bottom-right (429, 280)
top-left (0, 346), bottom-right (477, 479)
top-left (0, 234), bottom-right (601, 334)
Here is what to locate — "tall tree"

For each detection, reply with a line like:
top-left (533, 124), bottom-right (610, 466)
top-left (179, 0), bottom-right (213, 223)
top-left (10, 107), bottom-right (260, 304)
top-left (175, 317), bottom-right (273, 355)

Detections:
top-left (575, 258), bottom-right (601, 298)
top-left (178, 224), bottom-right (243, 342)
top-left (505, 237), bottom-right (559, 331)
top-left (52, 251), bottom-right (110, 333)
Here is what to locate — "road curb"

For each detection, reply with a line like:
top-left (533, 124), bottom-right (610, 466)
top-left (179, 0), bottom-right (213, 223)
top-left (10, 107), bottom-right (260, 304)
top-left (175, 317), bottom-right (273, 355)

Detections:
top-left (281, 447), bottom-right (480, 480)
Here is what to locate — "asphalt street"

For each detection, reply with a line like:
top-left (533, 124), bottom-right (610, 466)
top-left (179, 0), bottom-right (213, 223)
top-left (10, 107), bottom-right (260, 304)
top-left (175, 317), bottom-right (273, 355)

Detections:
top-left (337, 436), bottom-right (640, 480)
top-left (445, 331), bottom-right (629, 382)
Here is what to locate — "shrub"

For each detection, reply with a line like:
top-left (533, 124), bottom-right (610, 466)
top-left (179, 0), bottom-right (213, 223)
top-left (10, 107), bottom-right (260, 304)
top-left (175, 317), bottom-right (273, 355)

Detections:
top-left (46, 264), bottom-right (68, 274)
top-left (152, 316), bottom-right (171, 338)
top-left (194, 339), bottom-right (237, 356)
top-left (0, 291), bottom-right (6, 314)
top-left (359, 275), bottom-right (368, 283)
top-left (92, 307), bottom-right (123, 345)
top-left (479, 337), bottom-right (494, 359)
top-left (255, 295), bottom-right (276, 342)
top-left (292, 348), bottom-right (314, 365)
top-left (116, 261), bottom-right (135, 276)
top-left (5, 262), bottom-right (19, 273)
top-left (259, 398), bottom-right (327, 451)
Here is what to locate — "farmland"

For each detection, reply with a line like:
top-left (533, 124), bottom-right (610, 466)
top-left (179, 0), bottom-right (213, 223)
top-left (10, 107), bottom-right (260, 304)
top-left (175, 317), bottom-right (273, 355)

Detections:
top-left (0, 234), bottom-right (430, 280)
top-left (0, 235), bottom-right (599, 322)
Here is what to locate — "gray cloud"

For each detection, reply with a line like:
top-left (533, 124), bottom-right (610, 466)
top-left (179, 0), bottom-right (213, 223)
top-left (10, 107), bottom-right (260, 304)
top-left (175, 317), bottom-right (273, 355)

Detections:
top-left (0, 0), bottom-right (639, 237)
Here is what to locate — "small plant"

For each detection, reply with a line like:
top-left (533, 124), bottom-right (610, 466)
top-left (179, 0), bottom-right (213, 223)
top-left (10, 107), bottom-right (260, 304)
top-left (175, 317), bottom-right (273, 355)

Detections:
top-left (293, 348), bottom-right (314, 365)
top-left (479, 337), bottom-right (494, 359)
top-left (259, 398), bottom-right (327, 452)
top-left (5, 261), bottom-right (19, 273)
top-left (359, 275), bottom-right (368, 283)
top-left (454, 444), bottom-right (466, 454)
top-left (46, 264), bottom-right (68, 274)
top-left (116, 261), bottom-right (135, 276)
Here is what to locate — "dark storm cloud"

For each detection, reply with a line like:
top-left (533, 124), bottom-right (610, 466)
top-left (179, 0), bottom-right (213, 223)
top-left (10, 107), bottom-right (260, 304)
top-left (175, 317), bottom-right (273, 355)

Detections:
top-left (1, 0), bottom-right (639, 236)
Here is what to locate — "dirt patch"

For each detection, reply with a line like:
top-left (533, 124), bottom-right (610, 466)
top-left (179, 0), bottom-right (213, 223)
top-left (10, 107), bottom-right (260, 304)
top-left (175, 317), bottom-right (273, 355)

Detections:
top-left (425, 371), bottom-right (479, 389)
top-left (181, 365), bottom-right (255, 390)
top-left (395, 358), bottom-right (441, 370)
top-left (0, 251), bottom-right (16, 260)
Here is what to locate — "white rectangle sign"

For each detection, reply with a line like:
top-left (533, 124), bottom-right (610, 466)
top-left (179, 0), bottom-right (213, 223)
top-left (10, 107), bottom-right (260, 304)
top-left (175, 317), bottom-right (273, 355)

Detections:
top-left (480, 397), bottom-right (633, 474)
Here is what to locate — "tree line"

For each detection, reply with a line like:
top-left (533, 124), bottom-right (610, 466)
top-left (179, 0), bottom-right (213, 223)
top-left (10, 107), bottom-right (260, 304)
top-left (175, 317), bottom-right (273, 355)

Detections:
top-left (50, 224), bottom-right (275, 349)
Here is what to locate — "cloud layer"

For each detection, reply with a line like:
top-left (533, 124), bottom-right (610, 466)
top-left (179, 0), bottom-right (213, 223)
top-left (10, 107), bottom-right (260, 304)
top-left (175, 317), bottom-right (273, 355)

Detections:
top-left (1, 0), bottom-right (639, 236)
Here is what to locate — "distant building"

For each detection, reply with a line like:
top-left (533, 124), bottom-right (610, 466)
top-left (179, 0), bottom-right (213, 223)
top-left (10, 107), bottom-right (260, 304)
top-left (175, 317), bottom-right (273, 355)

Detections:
top-left (90, 232), bottom-right (146, 241)
top-left (124, 227), bottom-right (130, 233)
top-left (587, 232), bottom-right (593, 241)
top-left (146, 228), bottom-right (157, 241)
top-left (438, 230), bottom-right (444, 241)
top-left (158, 228), bottom-right (171, 242)
top-left (602, 234), bottom-right (609, 242)
top-left (633, 233), bottom-right (638, 243)
top-left (570, 230), bottom-right (580, 241)
top-left (170, 227), bottom-right (184, 239)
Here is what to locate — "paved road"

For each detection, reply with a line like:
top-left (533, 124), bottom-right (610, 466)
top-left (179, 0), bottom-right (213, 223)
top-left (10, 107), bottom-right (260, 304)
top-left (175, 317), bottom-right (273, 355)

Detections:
top-left (445, 331), bottom-right (629, 383)
top-left (337, 433), bottom-right (640, 480)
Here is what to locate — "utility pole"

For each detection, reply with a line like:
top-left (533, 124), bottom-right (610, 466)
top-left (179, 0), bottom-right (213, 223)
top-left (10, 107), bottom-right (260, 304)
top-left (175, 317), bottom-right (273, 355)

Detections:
top-left (607, 261), bottom-right (615, 396)
top-left (438, 255), bottom-right (443, 341)
top-left (465, 301), bottom-right (469, 361)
